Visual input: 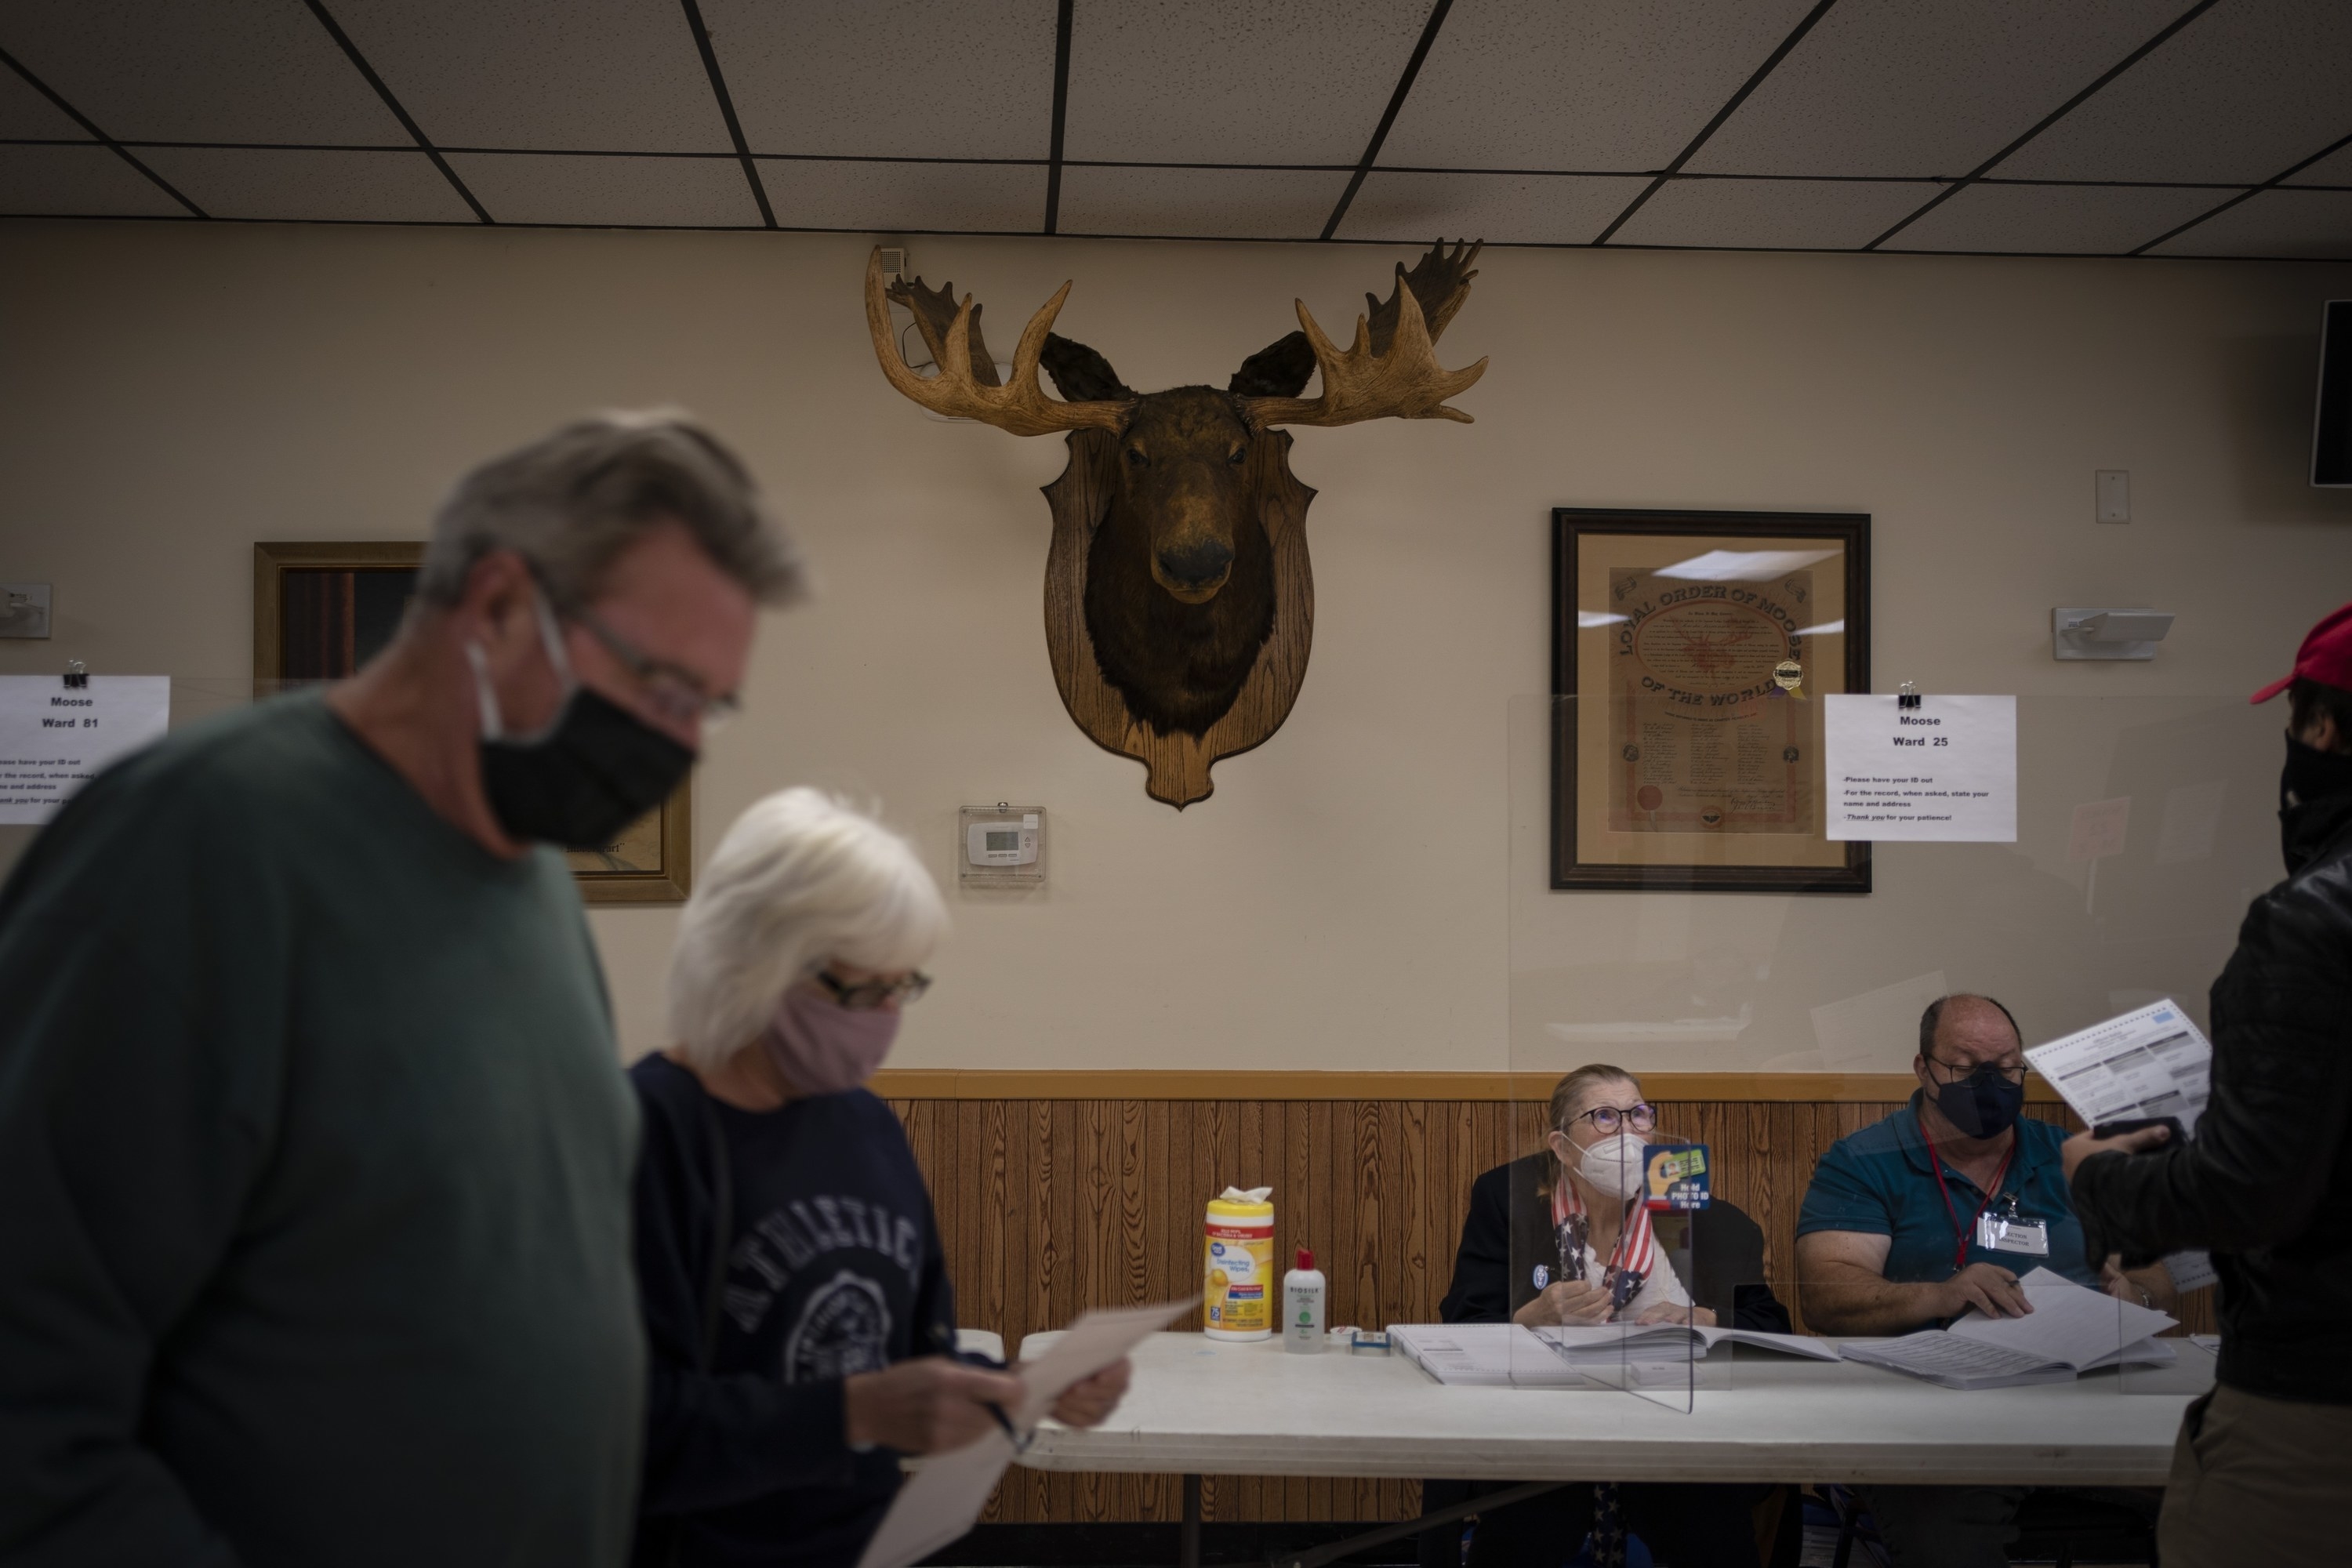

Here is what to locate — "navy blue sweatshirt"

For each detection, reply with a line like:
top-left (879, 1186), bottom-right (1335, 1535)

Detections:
top-left (627, 1055), bottom-right (960, 1568)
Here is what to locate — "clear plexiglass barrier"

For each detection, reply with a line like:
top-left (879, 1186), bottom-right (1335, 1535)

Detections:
top-left (1504, 693), bottom-right (2266, 1421)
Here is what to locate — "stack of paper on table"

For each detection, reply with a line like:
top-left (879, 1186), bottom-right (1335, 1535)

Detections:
top-left (1389, 1322), bottom-right (1838, 1387)
top-left (1842, 1267), bottom-right (2177, 1390)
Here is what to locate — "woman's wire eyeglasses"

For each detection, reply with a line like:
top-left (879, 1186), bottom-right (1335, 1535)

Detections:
top-left (1567, 1103), bottom-right (1657, 1135)
top-left (818, 971), bottom-right (933, 1011)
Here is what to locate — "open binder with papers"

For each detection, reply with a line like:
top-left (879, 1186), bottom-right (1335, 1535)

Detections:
top-left (1390, 1321), bottom-right (1839, 1388)
top-left (1841, 1267), bottom-right (2176, 1390)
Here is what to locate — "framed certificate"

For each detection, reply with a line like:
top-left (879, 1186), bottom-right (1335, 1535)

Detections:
top-left (1552, 509), bottom-right (1871, 893)
top-left (252, 541), bottom-right (692, 904)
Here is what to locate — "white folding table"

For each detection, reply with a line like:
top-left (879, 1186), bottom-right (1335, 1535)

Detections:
top-left (1017, 1330), bottom-right (2212, 1568)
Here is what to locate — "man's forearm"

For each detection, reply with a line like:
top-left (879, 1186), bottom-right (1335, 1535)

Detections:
top-left (1801, 1272), bottom-right (1946, 1336)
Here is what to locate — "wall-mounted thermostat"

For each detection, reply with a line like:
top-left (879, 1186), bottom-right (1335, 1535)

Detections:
top-left (958, 804), bottom-right (1044, 887)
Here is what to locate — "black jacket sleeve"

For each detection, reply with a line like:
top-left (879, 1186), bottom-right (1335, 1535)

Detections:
top-left (1438, 1164), bottom-right (1516, 1323)
top-left (2073, 871), bottom-right (2352, 1265)
top-left (631, 1077), bottom-right (856, 1517)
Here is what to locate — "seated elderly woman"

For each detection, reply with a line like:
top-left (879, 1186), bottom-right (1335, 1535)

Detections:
top-left (628, 789), bottom-right (1127, 1568)
top-left (1422, 1063), bottom-right (1791, 1568)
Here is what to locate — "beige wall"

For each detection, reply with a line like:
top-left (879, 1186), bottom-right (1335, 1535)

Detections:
top-left (2, 220), bottom-right (2347, 1071)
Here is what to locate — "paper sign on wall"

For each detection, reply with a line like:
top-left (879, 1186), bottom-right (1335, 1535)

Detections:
top-left (1823, 695), bottom-right (2017, 842)
top-left (0, 675), bottom-right (171, 824)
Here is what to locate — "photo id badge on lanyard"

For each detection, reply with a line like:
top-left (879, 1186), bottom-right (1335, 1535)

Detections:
top-left (1976, 1199), bottom-right (2049, 1257)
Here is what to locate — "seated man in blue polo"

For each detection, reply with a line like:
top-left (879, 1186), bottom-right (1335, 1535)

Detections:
top-left (1795, 993), bottom-right (2177, 1568)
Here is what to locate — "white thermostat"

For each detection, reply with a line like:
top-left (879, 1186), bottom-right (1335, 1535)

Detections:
top-left (958, 804), bottom-right (1045, 887)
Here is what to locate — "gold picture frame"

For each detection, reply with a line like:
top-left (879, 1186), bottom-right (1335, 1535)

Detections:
top-left (253, 541), bottom-right (691, 904)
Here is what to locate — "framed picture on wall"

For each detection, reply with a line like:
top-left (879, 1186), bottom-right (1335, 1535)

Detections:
top-left (1552, 508), bottom-right (1871, 894)
top-left (252, 541), bottom-right (692, 904)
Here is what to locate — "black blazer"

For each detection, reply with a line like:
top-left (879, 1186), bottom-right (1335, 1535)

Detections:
top-left (1437, 1153), bottom-right (1791, 1331)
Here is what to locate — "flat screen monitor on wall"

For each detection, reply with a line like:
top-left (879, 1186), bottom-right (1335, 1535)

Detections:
top-left (2319, 299), bottom-right (2351, 488)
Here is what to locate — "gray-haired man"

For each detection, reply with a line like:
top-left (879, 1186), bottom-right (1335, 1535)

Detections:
top-left (0, 414), bottom-right (804, 1566)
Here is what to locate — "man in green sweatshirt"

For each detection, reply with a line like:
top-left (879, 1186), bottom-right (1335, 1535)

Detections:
top-left (0, 412), bottom-right (804, 1567)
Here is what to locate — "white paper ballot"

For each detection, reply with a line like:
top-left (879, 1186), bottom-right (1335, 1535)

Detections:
top-left (2025, 1000), bottom-right (2217, 1294)
top-left (1823, 695), bottom-right (2017, 842)
top-left (0, 675), bottom-right (171, 824)
top-left (855, 1296), bottom-right (1196, 1568)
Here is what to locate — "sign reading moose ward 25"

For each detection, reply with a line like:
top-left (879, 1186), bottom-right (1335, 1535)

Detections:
top-left (865, 241), bottom-right (1486, 808)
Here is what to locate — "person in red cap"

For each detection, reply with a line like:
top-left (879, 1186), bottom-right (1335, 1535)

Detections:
top-left (2059, 602), bottom-right (2352, 1568)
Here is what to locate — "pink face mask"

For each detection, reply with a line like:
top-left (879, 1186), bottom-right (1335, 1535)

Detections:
top-left (760, 982), bottom-right (902, 1097)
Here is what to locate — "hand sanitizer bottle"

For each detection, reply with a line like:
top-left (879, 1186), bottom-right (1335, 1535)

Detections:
top-left (1283, 1247), bottom-right (1327, 1353)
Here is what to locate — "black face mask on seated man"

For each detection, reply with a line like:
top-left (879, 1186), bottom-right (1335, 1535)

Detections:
top-left (1934, 1066), bottom-right (2026, 1141)
top-left (466, 588), bottom-right (696, 851)
top-left (2279, 732), bottom-right (2352, 875)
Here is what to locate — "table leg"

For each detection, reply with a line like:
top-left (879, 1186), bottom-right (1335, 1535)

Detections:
top-left (1269, 1480), bottom-right (1563, 1568)
top-left (1179, 1473), bottom-right (1201, 1568)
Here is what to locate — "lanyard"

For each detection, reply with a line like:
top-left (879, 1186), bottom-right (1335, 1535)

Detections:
top-left (1922, 1123), bottom-right (2016, 1272)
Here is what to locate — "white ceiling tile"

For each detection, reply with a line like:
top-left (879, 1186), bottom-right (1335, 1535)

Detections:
top-left (2284, 142), bottom-right (2352, 188)
top-left (1690, 0), bottom-right (2183, 179)
top-left (0, 60), bottom-right (89, 140)
top-left (1611, 177), bottom-right (1927, 250)
top-left (1886, 180), bottom-right (2227, 254)
top-left (2149, 188), bottom-right (2352, 260)
top-left (1337, 170), bottom-right (1646, 245)
top-left (1062, 0), bottom-right (1428, 165)
top-left (445, 152), bottom-right (760, 227)
top-left (138, 147), bottom-right (477, 222)
top-left (1055, 165), bottom-right (1348, 240)
top-left (0, 0), bottom-right (407, 144)
top-left (1381, 0), bottom-right (1815, 173)
top-left (2000, 0), bottom-right (2352, 184)
top-left (759, 158), bottom-right (1044, 232)
top-left (0, 143), bottom-right (183, 215)
top-left (333, 0), bottom-right (729, 152)
top-left (705, 0), bottom-right (1056, 160)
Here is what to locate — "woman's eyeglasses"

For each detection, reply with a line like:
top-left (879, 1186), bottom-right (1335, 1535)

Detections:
top-left (1567, 1103), bottom-right (1657, 1135)
top-left (818, 971), bottom-right (933, 1011)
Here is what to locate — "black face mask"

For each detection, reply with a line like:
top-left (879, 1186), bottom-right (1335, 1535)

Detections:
top-left (1933, 1068), bottom-right (2025, 1140)
top-left (2279, 733), bottom-right (2352, 874)
top-left (470, 596), bottom-right (696, 851)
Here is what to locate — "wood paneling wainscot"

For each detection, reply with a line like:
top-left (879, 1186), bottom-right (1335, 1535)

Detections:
top-left (873, 1072), bottom-right (2198, 1526)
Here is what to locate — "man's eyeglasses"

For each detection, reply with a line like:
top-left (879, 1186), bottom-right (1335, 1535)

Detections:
top-left (1925, 1055), bottom-right (2027, 1087)
top-left (529, 565), bottom-right (741, 731)
top-left (1566, 1103), bottom-right (1657, 1136)
top-left (818, 970), bottom-right (933, 1011)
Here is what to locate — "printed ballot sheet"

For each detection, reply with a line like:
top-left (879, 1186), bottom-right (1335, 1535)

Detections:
top-left (1822, 694), bottom-right (2017, 841)
top-left (2025, 1000), bottom-right (2220, 1292)
top-left (0, 675), bottom-right (170, 824)
top-left (855, 1297), bottom-right (1196, 1568)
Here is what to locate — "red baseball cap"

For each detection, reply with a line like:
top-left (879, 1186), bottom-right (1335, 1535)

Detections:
top-left (2252, 602), bottom-right (2352, 703)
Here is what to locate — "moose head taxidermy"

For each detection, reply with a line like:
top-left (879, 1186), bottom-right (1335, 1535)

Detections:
top-left (865, 239), bottom-right (1485, 807)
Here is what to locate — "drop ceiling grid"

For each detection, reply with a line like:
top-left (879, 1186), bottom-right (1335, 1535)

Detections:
top-left (1336, 169), bottom-right (1648, 246)
top-left (330, 0), bottom-right (732, 154)
top-left (1377, 0), bottom-right (1818, 174)
top-left (137, 146), bottom-right (478, 223)
top-left (1997, 0), bottom-right (2352, 185)
top-left (1060, 0), bottom-right (1430, 166)
top-left (0, 142), bottom-right (183, 216)
top-left (757, 158), bottom-right (1047, 234)
top-left (0, 0), bottom-right (406, 146)
top-left (1686, 0), bottom-right (2187, 180)
top-left (445, 151), bottom-right (764, 227)
top-left (703, 0), bottom-right (1058, 162)
top-left (1888, 180), bottom-right (2230, 255)
top-left (0, 57), bottom-right (89, 140)
top-left (2286, 144), bottom-right (2352, 189)
top-left (1613, 176), bottom-right (1929, 251)
top-left (1056, 165), bottom-right (1351, 241)
top-left (2152, 187), bottom-right (2352, 259)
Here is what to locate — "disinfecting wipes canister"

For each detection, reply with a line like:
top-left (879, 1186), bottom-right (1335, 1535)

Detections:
top-left (1203, 1187), bottom-right (1275, 1341)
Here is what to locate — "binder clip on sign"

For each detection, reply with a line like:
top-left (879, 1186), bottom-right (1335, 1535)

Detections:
top-left (1642, 1144), bottom-right (1711, 1211)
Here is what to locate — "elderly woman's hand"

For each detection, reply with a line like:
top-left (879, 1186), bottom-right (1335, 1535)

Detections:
top-left (1048, 1358), bottom-right (1132, 1428)
top-left (1513, 1278), bottom-right (1616, 1327)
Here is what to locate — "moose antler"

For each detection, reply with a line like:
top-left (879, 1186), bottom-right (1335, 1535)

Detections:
top-left (1240, 248), bottom-right (1487, 429)
top-left (864, 249), bottom-right (1132, 436)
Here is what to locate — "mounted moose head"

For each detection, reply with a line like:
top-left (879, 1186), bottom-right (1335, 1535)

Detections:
top-left (865, 240), bottom-right (1485, 806)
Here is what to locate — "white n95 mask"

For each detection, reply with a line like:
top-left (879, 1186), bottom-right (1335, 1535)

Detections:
top-left (1577, 1132), bottom-right (1650, 1201)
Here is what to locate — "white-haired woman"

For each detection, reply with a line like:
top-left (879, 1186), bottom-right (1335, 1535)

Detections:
top-left (628, 789), bottom-right (1127, 1568)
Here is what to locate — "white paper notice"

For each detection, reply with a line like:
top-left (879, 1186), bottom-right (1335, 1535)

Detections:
top-left (0, 676), bottom-right (171, 824)
top-left (1823, 695), bottom-right (2017, 842)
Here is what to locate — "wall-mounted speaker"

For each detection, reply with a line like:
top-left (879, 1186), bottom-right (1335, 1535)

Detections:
top-left (2318, 299), bottom-right (2350, 488)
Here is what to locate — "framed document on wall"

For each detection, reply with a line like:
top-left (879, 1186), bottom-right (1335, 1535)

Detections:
top-left (252, 541), bottom-right (692, 904)
top-left (1552, 509), bottom-right (1870, 894)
